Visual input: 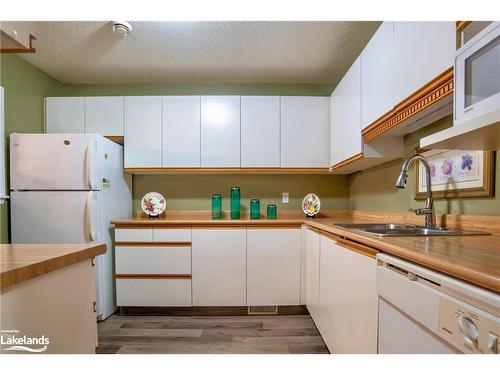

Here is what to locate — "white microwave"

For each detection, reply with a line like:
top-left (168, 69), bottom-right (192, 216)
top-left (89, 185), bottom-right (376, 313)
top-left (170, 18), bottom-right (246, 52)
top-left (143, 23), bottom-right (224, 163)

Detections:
top-left (454, 22), bottom-right (499, 128)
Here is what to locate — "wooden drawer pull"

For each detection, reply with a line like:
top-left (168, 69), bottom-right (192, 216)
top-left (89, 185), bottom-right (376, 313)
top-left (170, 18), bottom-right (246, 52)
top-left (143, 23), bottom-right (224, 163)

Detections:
top-left (115, 242), bottom-right (191, 247)
top-left (336, 238), bottom-right (378, 259)
top-left (115, 274), bottom-right (192, 279)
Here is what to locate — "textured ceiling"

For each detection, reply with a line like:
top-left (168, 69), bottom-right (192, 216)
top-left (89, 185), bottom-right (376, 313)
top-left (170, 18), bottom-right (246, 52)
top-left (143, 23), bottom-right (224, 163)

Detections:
top-left (20, 21), bottom-right (380, 84)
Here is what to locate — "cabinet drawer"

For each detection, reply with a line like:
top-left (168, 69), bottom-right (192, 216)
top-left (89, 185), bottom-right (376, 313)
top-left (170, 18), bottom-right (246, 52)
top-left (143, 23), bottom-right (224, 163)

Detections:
top-left (115, 246), bottom-right (191, 274)
top-left (116, 279), bottom-right (192, 306)
top-left (153, 228), bottom-right (191, 242)
top-left (115, 228), bottom-right (153, 242)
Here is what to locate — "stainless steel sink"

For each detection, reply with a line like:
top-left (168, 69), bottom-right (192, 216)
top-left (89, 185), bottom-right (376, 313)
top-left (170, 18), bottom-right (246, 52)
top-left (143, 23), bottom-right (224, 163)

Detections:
top-left (335, 223), bottom-right (490, 237)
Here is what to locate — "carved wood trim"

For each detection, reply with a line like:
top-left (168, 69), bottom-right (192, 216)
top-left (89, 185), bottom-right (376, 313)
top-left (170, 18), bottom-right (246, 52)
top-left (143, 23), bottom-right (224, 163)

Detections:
top-left (362, 67), bottom-right (454, 143)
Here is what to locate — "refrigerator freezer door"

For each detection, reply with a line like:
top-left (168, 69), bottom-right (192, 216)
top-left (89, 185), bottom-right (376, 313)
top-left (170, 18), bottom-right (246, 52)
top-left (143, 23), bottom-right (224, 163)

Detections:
top-left (10, 133), bottom-right (101, 191)
top-left (10, 191), bottom-right (100, 244)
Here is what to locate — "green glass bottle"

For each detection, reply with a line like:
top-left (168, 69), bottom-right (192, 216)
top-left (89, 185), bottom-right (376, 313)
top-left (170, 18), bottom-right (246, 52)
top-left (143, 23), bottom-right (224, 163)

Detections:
top-left (211, 193), bottom-right (222, 220)
top-left (250, 199), bottom-right (260, 220)
top-left (230, 187), bottom-right (240, 220)
top-left (267, 204), bottom-right (277, 220)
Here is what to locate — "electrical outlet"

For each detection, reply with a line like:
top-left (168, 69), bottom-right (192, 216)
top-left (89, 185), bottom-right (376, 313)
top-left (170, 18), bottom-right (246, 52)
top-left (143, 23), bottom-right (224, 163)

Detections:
top-left (282, 192), bottom-right (289, 204)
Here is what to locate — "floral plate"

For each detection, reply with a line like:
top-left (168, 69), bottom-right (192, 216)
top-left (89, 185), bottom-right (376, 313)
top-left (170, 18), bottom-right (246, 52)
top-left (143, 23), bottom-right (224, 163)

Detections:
top-left (141, 192), bottom-right (166, 217)
top-left (302, 193), bottom-right (321, 217)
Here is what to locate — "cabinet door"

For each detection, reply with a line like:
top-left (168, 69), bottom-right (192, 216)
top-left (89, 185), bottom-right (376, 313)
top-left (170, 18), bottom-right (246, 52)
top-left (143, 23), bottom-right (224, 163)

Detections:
top-left (200, 96), bottom-right (241, 167)
top-left (305, 229), bottom-right (321, 321)
top-left (192, 229), bottom-right (246, 306)
top-left (246, 228), bottom-right (301, 306)
top-left (330, 242), bottom-right (378, 353)
top-left (330, 88), bottom-right (344, 167)
top-left (394, 22), bottom-right (455, 101)
top-left (318, 235), bottom-right (336, 353)
top-left (124, 96), bottom-right (162, 168)
top-left (241, 96), bottom-right (280, 167)
top-left (45, 97), bottom-right (85, 133)
top-left (280, 96), bottom-right (330, 167)
top-left (361, 22), bottom-right (397, 128)
top-left (86, 96), bottom-right (124, 136)
top-left (162, 96), bottom-right (201, 167)
top-left (342, 57), bottom-right (362, 160)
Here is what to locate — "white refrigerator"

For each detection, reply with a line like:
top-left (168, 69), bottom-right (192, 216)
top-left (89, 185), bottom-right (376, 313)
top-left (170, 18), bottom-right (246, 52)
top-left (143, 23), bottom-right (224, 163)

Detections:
top-left (10, 133), bottom-right (132, 320)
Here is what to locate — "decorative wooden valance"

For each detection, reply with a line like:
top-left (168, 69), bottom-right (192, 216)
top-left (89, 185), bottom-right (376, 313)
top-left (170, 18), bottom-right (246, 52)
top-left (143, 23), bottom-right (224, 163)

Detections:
top-left (362, 67), bottom-right (454, 143)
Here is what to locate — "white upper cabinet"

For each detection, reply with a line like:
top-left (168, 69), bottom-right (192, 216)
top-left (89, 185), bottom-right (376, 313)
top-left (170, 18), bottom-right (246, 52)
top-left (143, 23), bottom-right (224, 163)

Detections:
top-left (246, 229), bottom-right (301, 306)
top-left (361, 22), bottom-right (397, 129)
top-left (394, 22), bottom-right (455, 100)
top-left (45, 97), bottom-right (85, 133)
top-left (162, 96), bottom-right (201, 167)
top-left (200, 96), bottom-right (241, 167)
top-left (341, 57), bottom-right (362, 160)
top-left (124, 96), bottom-right (162, 168)
top-left (85, 96), bottom-right (124, 136)
top-left (280, 96), bottom-right (330, 168)
top-left (330, 87), bottom-right (344, 167)
top-left (240, 96), bottom-right (280, 167)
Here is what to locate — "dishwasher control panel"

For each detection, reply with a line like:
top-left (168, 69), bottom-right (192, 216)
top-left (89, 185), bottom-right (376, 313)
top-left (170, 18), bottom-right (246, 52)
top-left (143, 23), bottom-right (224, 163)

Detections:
top-left (439, 298), bottom-right (499, 354)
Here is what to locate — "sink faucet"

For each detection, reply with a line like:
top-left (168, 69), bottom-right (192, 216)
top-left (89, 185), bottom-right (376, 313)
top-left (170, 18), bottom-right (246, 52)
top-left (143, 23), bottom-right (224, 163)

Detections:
top-left (395, 154), bottom-right (436, 229)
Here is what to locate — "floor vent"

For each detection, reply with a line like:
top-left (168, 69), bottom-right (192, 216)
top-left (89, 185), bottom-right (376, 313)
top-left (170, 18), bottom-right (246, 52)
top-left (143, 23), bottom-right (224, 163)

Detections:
top-left (248, 306), bottom-right (278, 315)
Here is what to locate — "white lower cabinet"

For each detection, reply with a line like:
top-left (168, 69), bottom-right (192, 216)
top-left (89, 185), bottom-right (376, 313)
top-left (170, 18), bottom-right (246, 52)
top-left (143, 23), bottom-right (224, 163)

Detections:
top-left (246, 228), bottom-right (301, 306)
top-left (115, 246), bottom-right (191, 274)
top-left (305, 228), bottom-right (321, 321)
top-left (114, 227), bottom-right (193, 307)
top-left (192, 229), bottom-right (247, 306)
top-left (314, 234), bottom-right (378, 353)
top-left (116, 279), bottom-right (192, 307)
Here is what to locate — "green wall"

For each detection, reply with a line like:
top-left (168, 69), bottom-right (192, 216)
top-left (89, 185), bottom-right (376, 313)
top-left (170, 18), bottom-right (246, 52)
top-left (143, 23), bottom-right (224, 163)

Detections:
top-left (2, 54), bottom-right (497, 244)
top-left (0, 55), bottom-right (343, 242)
top-left (133, 174), bottom-right (349, 215)
top-left (0, 54), bottom-right (64, 243)
top-left (349, 115), bottom-right (500, 215)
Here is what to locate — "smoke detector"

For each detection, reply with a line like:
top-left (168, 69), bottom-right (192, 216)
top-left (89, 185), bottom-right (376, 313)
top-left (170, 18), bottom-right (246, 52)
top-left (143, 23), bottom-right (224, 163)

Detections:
top-left (112, 21), bottom-right (133, 37)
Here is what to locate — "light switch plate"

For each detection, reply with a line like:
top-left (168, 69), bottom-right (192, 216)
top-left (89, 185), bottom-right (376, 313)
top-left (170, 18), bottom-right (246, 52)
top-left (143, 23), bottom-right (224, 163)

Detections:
top-left (282, 192), bottom-right (289, 204)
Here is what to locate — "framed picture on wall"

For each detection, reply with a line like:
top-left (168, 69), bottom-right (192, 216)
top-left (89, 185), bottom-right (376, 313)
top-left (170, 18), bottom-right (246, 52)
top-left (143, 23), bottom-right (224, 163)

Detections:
top-left (414, 149), bottom-right (495, 200)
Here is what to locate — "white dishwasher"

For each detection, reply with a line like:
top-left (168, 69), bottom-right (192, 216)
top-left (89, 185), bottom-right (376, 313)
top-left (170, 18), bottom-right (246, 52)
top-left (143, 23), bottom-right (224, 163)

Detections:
top-left (376, 253), bottom-right (499, 354)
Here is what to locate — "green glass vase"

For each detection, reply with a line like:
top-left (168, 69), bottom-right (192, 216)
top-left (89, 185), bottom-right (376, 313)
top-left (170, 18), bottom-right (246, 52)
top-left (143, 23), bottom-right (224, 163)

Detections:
top-left (211, 194), bottom-right (222, 220)
top-left (250, 199), bottom-right (260, 220)
top-left (230, 187), bottom-right (240, 220)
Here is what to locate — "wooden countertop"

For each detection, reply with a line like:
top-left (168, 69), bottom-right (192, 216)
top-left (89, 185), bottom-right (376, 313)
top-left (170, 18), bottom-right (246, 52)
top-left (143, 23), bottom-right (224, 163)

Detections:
top-left (112, 210), bottom-right (500, 293)
top-left (307, 218), bottom-right (500, 294)
top-left (0, 243), bottom-right (107, 289)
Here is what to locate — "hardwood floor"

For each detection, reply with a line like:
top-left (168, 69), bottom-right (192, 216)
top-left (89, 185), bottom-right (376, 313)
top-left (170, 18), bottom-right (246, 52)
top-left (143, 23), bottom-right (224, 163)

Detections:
top-left (97, 314), bottom-right (329, 354)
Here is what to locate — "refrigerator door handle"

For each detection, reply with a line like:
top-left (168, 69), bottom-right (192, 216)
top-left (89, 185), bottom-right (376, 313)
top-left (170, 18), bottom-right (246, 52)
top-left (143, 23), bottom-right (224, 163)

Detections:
top-left (86, 191), bottom-right (97, 241)
top-left (85, 141), bottom-right (98, 190)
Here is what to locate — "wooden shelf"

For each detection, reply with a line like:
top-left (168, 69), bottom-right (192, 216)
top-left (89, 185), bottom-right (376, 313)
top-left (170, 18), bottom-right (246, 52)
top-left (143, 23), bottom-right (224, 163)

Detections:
top-left (104, 135), bottom-right (124, 145)
top-left (0, 31), bottom-right (36, 53)
top-left (124, 167), bottom-right (331, 175)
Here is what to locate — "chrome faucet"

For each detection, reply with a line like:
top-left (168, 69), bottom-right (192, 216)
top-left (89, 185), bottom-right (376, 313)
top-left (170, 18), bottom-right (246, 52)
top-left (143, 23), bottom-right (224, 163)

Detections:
top-left (395, 154), bottom-right (436, 228)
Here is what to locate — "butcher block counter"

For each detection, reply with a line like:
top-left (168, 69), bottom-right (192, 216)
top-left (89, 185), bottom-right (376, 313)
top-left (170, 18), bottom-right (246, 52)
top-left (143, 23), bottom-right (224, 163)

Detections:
top-left (113, 210), bottom-right (500, 293)
top-left (1, 243), bottom-right (106, 289)
top-left (0, 243), bottom-right (106, 354)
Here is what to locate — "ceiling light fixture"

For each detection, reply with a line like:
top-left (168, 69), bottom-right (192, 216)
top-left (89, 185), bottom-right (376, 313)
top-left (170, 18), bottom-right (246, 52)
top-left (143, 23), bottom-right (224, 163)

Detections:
top-left (112, 21), bottom-right (133, 37)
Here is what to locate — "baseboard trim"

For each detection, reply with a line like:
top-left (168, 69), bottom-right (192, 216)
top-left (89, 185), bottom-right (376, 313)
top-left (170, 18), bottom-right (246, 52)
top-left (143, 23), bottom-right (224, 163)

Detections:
top-left (118, 305), bottom-right (309, 316)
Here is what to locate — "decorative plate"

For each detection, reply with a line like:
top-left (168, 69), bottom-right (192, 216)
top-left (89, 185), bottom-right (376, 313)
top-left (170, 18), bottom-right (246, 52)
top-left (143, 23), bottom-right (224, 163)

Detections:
top-left (302, 193), bottom-right (321, 217)
top-left (141, 192), bottom-right (166, 217)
